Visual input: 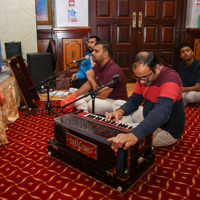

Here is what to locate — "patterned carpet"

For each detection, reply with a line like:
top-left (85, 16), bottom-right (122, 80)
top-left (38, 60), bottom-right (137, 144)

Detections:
top-left (0, 100), bottom-right (200, 200)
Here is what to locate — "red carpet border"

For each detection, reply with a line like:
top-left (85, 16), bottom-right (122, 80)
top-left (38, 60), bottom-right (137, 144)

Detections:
top-left (0, 101), bottom-right (200, 200)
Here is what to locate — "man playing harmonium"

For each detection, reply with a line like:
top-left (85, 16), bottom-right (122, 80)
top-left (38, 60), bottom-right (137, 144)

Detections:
top-left (61, 41), bottom-right (128, 116)
top-left (105, 51), bottom-right (185, 149)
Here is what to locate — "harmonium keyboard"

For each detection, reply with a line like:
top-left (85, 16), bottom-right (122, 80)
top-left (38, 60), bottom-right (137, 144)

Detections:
top-left (47, 110), bottom-right (155, 193)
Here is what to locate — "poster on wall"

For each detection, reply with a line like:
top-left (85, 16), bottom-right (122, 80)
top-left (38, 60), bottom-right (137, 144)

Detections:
top-left (195, 0), bottom-right (200, 6)
top-left (36, 0), bottom-right (52, 25)
top-left (68, 8), bottom-right (77, 22)
top-left (55, 0), bottom-right (88, 27)
top-left (69, 0), bottom-right (75, 6)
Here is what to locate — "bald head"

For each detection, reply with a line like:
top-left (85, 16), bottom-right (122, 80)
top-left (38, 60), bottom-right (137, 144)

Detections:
top-left (132, 51), bottom-right (158, 72)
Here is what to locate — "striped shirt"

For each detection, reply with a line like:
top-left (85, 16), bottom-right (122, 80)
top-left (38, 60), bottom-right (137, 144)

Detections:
top-left (121, 66), bottom-right (185, 140)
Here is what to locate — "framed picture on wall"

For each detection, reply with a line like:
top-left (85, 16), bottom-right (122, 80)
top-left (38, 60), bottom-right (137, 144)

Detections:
top-left (36, 0), bottom-right (52, 25)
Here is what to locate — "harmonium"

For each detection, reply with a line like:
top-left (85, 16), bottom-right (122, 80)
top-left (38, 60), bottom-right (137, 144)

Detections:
top-left (47, 110), bottom-right (155, 193)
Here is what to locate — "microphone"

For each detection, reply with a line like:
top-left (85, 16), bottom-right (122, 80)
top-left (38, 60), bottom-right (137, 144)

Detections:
top-left (112, 74), bottom-right (120, 82)
top-left (69, 55), bottom-right (90, 64)
top-left (106, 74), bottom-right (120, 87)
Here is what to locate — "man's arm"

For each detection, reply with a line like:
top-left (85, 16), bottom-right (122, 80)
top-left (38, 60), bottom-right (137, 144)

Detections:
top-left (132, 82), bottom-right (181, 141)
top-left (76, 56), bottom-right (92, 80)
top-left (86, 69), bottom-right (113, 99)
top-left (182, 82), bottom-right (200, 92)
top-left (105, 110), bottom-right (138, 152)
top-left (71, 73), bottom-right (78, 81)
top-left (107, 133), bottom-right (138, 152)
top-left (76, 80), bottom-right (92, 96)
top-left (105, 109), bottom-right (124, 123)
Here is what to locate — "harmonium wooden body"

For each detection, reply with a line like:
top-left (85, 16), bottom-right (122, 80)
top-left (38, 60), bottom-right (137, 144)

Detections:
top-left (47, 111), bottom-right (155, 193)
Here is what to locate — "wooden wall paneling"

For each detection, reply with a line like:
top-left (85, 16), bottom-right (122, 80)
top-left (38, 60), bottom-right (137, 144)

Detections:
top-left (97, 25), bottom-right (111, 42)
top-left (37, 29), bottom-right (52, 53)
top-left (54, 27), bottom-right (91, 73)
top-left (188, 28), bottom-right (200, 50)
top-left (144, 1), bottom-right (157, 18)
top-left (172, 0), bottom-right (188, 70)
top-left (143, 25), bottom-right (157, 44)
top-left (160, 50), bottom-right (173, 68)
top-left (97, 0), bottom-right (111, 16)
top-left (163, 1), bottom-right (175, 18)
top-left (161, 26), bottom-right (175, 43)
top-left (117, 0), bottom-right (130, 17)
top-left (116, 50), bottom-right (130, 69)
top-left (63, 39), bottom-right (83, 70)
top-left (37, 29), bottom-right (52, 39)
top-left (145, 1), bottom-right (157, 18)
top-left (181, 0), bottom-right (189, 44)
top-left (194, 39), bottom-right (200, 59)
top-left (38, 40), bottom-right (49, 52)
top-left (117, 25), bottom-right (130, 43)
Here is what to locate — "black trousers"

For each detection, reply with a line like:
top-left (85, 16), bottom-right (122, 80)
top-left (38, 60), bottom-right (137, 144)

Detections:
top-left (70, 78), bottom-right (88, 89)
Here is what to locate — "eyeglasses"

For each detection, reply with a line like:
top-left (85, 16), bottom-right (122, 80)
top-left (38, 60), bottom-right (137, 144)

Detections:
top-left (133, 71), bottom-right (153, 82)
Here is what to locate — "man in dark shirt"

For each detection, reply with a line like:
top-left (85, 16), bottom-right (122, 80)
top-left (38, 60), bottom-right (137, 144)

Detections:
top-left (105, 52), bottom-right (185, 149)
top-left (61, 41), bottom-right (128, 115)
top-left (178, 43), bottom-right (200, 106)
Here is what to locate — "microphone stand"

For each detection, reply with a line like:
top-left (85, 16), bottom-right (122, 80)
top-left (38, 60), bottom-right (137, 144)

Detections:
top-left (25, 63), bottom-right (80, 117)
top-left (61, 75), bottom-right (119, 114)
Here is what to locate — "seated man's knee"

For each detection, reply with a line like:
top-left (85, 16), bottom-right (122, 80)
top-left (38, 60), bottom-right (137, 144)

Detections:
top-left (131, 106), bottom-right (144, 123)
top-left (112, 100), bottom-right (126, 111)
top-left (74, 98), bottom-right (88, 112)
top-left (185, 92), bottom-right (200, 103)
top-left (88, 99), bottom-right (113, 115)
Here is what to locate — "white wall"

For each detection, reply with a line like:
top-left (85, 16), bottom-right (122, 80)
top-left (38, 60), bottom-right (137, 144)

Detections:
top-left (0, 0), bottom-right (37, 60)
top-left (0, 0), bottom-right (199, 61)
top-left (186, 0), bottom-right (200, 28)
top-left (54, 0), bottom-right (88, 27)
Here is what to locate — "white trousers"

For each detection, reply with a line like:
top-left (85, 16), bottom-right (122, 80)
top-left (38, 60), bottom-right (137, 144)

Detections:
top-left (74, 95), bottom-right (115, 116)
top-left (112, 100), bottom-right (178, 147)
top-left (182, 91), bottom-right (200, 106)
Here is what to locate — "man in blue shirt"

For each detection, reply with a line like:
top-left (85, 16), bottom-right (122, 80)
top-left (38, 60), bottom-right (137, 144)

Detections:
top-left (70, 36), bottom-right (100, 89)
top-left (178, 43), bottom-right (200, 106)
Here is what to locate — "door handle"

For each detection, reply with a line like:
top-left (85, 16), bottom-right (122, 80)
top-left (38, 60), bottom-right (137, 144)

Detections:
top-left (132, 12), bottom-right (136, 28)
top-left (138, 12), bottom-right (142, 28)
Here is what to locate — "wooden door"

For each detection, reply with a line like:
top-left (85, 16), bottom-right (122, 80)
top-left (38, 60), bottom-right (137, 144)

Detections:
top-left (137, 0), bottom-right (187, 71)
top-left (89, 0), bottom-right (138, 82)
top-left (89, 0), bottom-right (187, 82)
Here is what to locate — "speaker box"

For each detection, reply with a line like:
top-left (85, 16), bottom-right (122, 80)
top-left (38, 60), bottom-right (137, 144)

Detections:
top-left (27, 52), bottom-right (54, 91)
top-left (5, 42), bottom-right (22, 59)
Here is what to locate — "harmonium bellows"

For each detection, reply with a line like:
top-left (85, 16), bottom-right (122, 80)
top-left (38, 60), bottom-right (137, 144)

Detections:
top-left (47, 111), bottom-right (155, 193)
